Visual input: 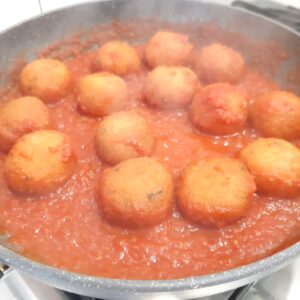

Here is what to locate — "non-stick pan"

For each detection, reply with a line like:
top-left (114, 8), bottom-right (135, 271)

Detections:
top-left (0, 1), bottom-right (300, 299)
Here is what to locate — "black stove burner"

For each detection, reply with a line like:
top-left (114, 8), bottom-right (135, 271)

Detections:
top-left (64, 291), bottom-right (102, 300)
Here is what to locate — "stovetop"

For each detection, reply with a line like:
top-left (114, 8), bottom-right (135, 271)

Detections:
top-left (1, 1), bottom-right (300, 299)
top-left (1, 258), bottom-right (300, 300)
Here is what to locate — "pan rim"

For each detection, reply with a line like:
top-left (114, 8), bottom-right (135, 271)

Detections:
top-left (1, 242), bottom-right (300, 292)
top-left (0, 0), bottom-right (300, 295)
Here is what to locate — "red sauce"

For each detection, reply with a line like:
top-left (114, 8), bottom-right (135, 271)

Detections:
top-left (0, 21), bottom-right (299, 280)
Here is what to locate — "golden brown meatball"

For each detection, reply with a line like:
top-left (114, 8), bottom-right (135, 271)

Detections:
top-left (95, 111), bottom-right (155, 165)
top-left (20, 58), bottom-right (72, 103)
top-left (98, 157), bottom-right (173, 228)
top-left (176, 157), bottom-right (256, 227)
top-left (190, 83), bottom-right (248, 135)
top-left (240, 138), bottom-right (300, 198)
top-left (0, 97), bottom-right (51, 152)
top-left (145, 31), bottom-right (194, 68)
top-left (144, 66), bottom-right (199, 109)
top-left (4, 130), bottom-right (76, 194)
top-left (249, 91), bottom-right (300, 139)
top-left (193, 43), bottom-right (245, 83)
top-left (95, 41), bottom-right (141, 75)
top-left (77, 72), bottom-right (128, 117)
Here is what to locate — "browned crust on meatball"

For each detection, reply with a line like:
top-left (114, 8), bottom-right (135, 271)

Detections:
top-left (176, 157), bottom-right (256, 227)
top-left (0, 97), bottom-right (51, 152)
top-left (77, 72), bottom-right (128, 117)
top-left (145, 31), bottom-right (194, 68)
top-left (240, 138), bottom-right (300, 198)
top-left (95, 40), bottom-right (141, 75)
top-left (20, 58), bottom-right (72, 103)
top-left (249, 91), bottom-right (300, 139)
top-left (190, 83), bottom-right (248, 135)
top-left (4, 130), bottom-right (76, 194)
top-left (144, 66), bottom-right (200, 109)
top-left (98, 157), bottom-right (174, 228)
top-left (95, 111), bottom-right (155, 165)
top-left (193, 43), bottom-right (245, 83)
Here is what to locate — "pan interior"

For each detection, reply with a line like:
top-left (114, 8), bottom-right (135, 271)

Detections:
top-left (0, 0), bottom-right (300, 298)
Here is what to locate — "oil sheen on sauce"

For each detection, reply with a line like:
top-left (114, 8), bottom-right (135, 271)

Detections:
top-left (0, 21), bottom-right (299, 280)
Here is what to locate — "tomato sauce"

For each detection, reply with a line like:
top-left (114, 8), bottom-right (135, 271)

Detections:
top-left (0, 21), bottom-right (299, 280)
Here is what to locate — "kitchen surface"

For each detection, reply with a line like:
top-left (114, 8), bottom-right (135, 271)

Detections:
top-left (0, 1), bottom-right (300, 299)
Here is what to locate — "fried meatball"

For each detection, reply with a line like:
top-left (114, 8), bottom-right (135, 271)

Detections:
top-left (193, 43), bottom-right (245, 83)
top-left (190, 83), bottom-right (248, 135)
top-left (144, 66), bottom-right (199, 109)
top-left (98, 157), bottom-right (173, 228)
top-left (95, 41), bottom-right (141, 75)
top-left (95, 111), bottom-right (155, 165)
top-left (249, 91), bottom-right (300, 139)
top-left (77, 72), bottom-right (128, 117)
top-left (4, 130), bottom-right (76, 194)
top-left (145, 31), bottom-right (194, 68)
top-left (0, 97), bottom-right (51, 152)
top-left (20, 58), bottom-right (72, 103)
top-left (240, 138), bottom-right (300, 198)
top-left (177, 157), bottom-right (256, 227)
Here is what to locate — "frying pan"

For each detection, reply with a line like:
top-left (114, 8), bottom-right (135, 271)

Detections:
top-left (0, 0), bottom-right (300, 299)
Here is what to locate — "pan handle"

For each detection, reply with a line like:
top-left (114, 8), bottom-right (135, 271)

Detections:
top-left (227, 281), bottom-right (257, 300)
top-left (0, 263), bottom-right (9, 278)
top-left (37, 0), bottom-right (43, 14)
top-left (232, 0), bottom-right (300, 32)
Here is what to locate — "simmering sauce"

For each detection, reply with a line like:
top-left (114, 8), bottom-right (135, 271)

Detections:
top-left (0, 21), bottom-right (299, 280)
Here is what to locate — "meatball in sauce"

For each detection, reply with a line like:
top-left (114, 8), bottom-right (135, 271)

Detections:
top-left (77, 72), bottom-right (128, 117)
top-left (190, 83), bottom-right (248, 135)
top-left (145, 31), bottom-right (194, 68)
top-left (0, 96), bottom-right (51, 152)
top-left (95, 40), bottom-right (141, 75)
top-left (193, 43), bottom-right (245, 83)
top-left (98, 157), bottom-right (173, 228)
top-left (95, 111), bottom-right (155, 165)
top-left (4, 130), bottom-right (76, 194)
top-left (177, 157), bottom-right (256, 227)
top-left (249, 91), bottom-right (300, 140)
top-left (20, 58), bottom-right (72, 103)
top-left (240, 138), bottom-right (300, 198)
top-left (144, 66), bottom-right (200, 109)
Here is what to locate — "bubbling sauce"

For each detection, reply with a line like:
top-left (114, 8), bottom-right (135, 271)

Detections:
top-left (0, 21), bottom-right (299, 280)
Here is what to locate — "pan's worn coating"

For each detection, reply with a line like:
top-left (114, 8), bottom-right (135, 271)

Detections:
top-left (0, 0), bottom-right (300, 299)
